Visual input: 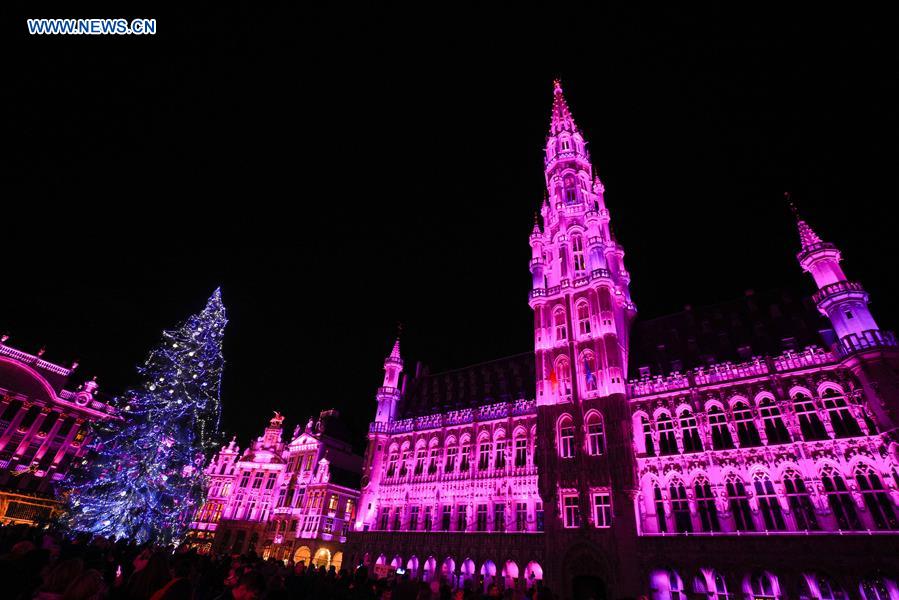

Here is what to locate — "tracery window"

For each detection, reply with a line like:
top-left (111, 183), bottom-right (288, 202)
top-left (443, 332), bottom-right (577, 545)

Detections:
top-left (695, 477), bottom-right (720, 532)
top-left (855, 465), bottom-right (898, 530)
top-left (641, 415), bottom-right (656, 456)
top-left (653, 484), bottom-right (668, 533)
top-left (726, 476), bottom-right (754, 531)
top-left (758, 398), bottom-right (791, 444)
top-left (679, 409), bottom-right (702, 453)
top-left (822, 388), bottom-right (862, 438)
top-left (821, 467), bottom-right (861, 530)
top-left (783, 470), bottom-right (818, 530)
top-left (708, 406), bottom-right (734, 450)
top-left (747, 572), bottom-right (779, 600)
top-left (495, 440), bottom-right (506, 469)
top-left (657, 413), bottom-right (678, 455)
top-left (733, 401), bottom-right (762, 447)
top-left (576, 300), bottom-right (591, 335)
top-left (414, 448), bottom-right (426, 475)
top-left (554, 308), bottom-right (567, 342)
top-left (445, 447), bottom-right (457, 472)
top-left (753, 473), bottom-right (786, 530)
top-left (559, 415), bottom-right (576, 458)
top-left (793, 392), bottom-right (828, 441)
top-left (514, 438), bottom-right (527, 467)
top-left (572, 238), bottom-right (587, 276)
top-left (669, 480), bottom-right (692, 533)
top-left (585, 413), bottom-right (605, 456)
top-left (478, 441), bottom-right (491, 470)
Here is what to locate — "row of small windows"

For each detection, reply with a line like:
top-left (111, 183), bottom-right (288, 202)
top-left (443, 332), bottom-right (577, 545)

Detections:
top-left (556, 412), bottom-right (605, 458)
top-left (648, 465), bottom-right (898, 534)
top-left (637, 389), bottom-right (872, 456)
top-left (651, 568), bottom-right (896, 600)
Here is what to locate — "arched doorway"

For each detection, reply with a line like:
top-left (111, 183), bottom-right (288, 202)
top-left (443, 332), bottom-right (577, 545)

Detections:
top-left (294, 546), bottom-right (312, 566)
top-left (461, 559), bottom-right (476, 587)
top-left (406, 556), bottom-right (420, 580)
top-left (481, 561), bottom-right (498, 593)
top-left (313, 548), bottom-right (331, 569)
top-left (423, 557), bottom-right (437, 582)
top-left (525, 562), bottom-right (544, 588)
top-left (502, 560), bottom-right (520, 590)
top-left (332, 552), bottom-right (343, 572)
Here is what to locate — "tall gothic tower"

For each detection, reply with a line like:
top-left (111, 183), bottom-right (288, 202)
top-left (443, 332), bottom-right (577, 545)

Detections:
top-left (794, 206), bottom-right (899, 432)
top-left (529, 80), bottom-right (639, 596)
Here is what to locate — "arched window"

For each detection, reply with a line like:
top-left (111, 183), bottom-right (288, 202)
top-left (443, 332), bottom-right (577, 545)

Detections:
top-left (657, 414), bottom-right (678, 455)
top-left (642, 415), bottom-right (656, 456)
top-left (822, 388), bottom-right (862, 438)
top-left (653, 484), bottom-right (668, 534)
top-left (694, 476), bottom-right (720, 532)
top-left (792, 392), bottom-right (828, 441)
top-left (679, 409), bottom-right (703, 453)
top-left (803, 574), bottom-right (849, 600)
top-left (459, 439), bottom-right (471, 472)
top-left (572, 237), bottom-right (587, 276)
top-left (855, 465), bottom-right (898, 530)
top-left (753, 472), bottom-right (785, 530)
top-left (669, 480), bottom-right (692, 533)
top-left (699, 570), bottom-right (732, 600)
top-left (582, 352), bottom-right (599, 392)
top-left (783, 470), bottom-right (818, 530)
top-left (478, 439), bottom-right (491, 470)
top-left (726, 475), bottom-right (754, 531)
top-left (513, 433), bottom-right (528, 467)
top-left (558, 415), bottom-right (575, 458)
top-left (708, 406), bottom-right (734, 450)
top-left (576, 299), bottom-right (591, 335)
top-left (563, 174), bottom-right (577, 203)
top-left (386, 451), bottom-right (398, 477)
top-left (733, 401), bottom-right (762, 447)
top-left (556, 358), bottom-right (572, 398)
top-left (585, 412), bottom-right (605, 456)
top-left (746, 572), bottom-right (780, 600)
top-left (414, 445), bottom-right (427, 475)
top-left (650, 569), bottom-right (686, 600)
top-left (821, 467), bottom-right (862, 530)
top-left (554, 308), bottom-right (567, 342)
top-left (758, 398), bottom-right (791, 444)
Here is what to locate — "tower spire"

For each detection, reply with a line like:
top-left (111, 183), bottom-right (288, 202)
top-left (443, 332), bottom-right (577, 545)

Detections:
top-left (550, 79), bottom-right (578, 135)
top-left (787, 193), bottom-right (824, 251)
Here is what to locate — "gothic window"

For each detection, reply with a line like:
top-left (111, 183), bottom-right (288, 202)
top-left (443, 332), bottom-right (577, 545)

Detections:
top-left (562, 494), bottom-right (580, 528)
top-left (708, 406), bottom-right (734, 450)
top-left (459, 444), bottom-right (470, 472)
top-left (654, 484), bottom-right (668, 533)
top-left (576, 299), bottom-right (591, 335)
top-left (423, 506), bottom-right (432, 531)
top-left (822, 388), bottom-right (862, 438)
top-left (821, 467), bottom-right (862, 530)
top-left (657, 413), bottom-right (678, 455)
top-left (514, 437), bottom-right (527, 467)
top-left (855, 465), bottom-right (898, 530)
top-left (669, 480), bottom-right (692, 533)
top-left (792, 392), bottom-right (828, 441)
top-left (516, 502), bottom-right (528, 531)
top-left (495, 440), bottom-right (506, 469)
top-left (642, 415), bottom-right (656, 456)
top-left (392, 508), bottom-right (401, 530)
top-left (753, 473), bottom-right (786, 530)
top-left (558, 415), bottom-right (576, 458)
top-left (582, 352), bottom-right (598, 392)
top-left (593, 492), bottom-right (611, 527)
top-left (679, 409), bottom-right (703, 453)
top-left (494, 503), bottom-right (505, 532)
top-left (746, 572), bottom-right (779, 600)
top-left (378, 507), bottom-right (389, 530)
top-left (572, 238), bottom-right (587, 276)
top-left (702, 571), bottom-right (731, 600)
top-left (414, 448), bottom-right (426, 475)
top-left (733, 401), bottom-right (762, 447)
top-left (445, 446), bottom-right (457, 472)
top-left (782, 470), bottom-right (818, 530)
top-left (478, 440), bottom-right (491, 470)
top-left (694, 477), bottom-right (720, 532)
top-left (536, 502), bottom-right (545, 531)
top-left (563, 174), bottom-right (577, 203)
top-left (585, 413), bottom-right (605, 456)
top-left (554, 308), bottom-right (567, 342)
top-left (457, 505), bottom-right (468, 531)
top-left (469, 504), bottom-right (485, 531)
top-left (726, 476), bottom-right (754, 531)
top-left (399, 448), bottom-right (410, 477)
top-left (428, 447), bottom-right (439, 474)
top-left (441, 506), bottom-right (451, 531)
top-left (557, 358), bottom-right (572, 398)
top-left (758, 398), bottom-right (791, 444)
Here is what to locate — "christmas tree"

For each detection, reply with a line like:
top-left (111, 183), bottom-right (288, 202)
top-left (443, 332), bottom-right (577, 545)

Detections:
top-left (61, 289), bottom-right (227, 545)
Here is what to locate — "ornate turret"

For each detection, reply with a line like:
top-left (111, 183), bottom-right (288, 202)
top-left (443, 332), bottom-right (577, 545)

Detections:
top-left (375, 338), bottom-right (403, 424)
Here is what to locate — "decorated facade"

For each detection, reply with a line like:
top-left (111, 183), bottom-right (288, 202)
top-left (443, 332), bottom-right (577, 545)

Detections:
top-left (187, 410), bottom-right (361, 571)
top-left (0, 338), bottom-right (119, 524)
top-left (345, 82), bottom-right (899, 599)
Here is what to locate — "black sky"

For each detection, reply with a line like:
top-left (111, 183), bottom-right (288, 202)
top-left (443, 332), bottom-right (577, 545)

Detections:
top-left (5, 5), bottom-right (897, 451)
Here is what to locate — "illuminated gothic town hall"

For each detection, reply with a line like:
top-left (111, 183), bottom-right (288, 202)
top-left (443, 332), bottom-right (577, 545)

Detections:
top-left (338, 82), bottom-right (899, 599)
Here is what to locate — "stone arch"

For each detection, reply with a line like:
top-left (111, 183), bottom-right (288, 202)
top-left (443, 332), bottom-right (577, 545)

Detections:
top-left (313, 548), bottom-right (331, 569)
top-left (294, 545), bottom-right (312, 565)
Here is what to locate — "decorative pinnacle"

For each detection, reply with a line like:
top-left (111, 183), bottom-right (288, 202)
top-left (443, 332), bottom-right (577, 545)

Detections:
top-left (787, 192), bottom-right (824, 250)
top-left (550, 78), bottom-right (577, 134)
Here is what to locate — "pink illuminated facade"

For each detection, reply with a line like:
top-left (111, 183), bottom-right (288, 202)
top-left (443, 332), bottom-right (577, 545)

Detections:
top-left (0, 338), bottom-right (119, 525)
top-left (345, 82), bottom-right (899, 599)
top-left (187, 410), bottom-right (361, 571)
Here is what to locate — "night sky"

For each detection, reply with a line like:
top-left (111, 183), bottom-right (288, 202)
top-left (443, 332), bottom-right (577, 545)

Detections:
top-left (6, 6), bottom-right (896, 452)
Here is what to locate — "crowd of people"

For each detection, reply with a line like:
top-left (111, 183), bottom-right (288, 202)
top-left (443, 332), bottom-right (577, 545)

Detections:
top-left (0, 525), bottom-right (554, 600)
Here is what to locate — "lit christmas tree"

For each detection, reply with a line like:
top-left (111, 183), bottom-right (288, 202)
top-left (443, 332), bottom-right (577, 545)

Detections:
top-left (61, 289), bottom-right (227, 545)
